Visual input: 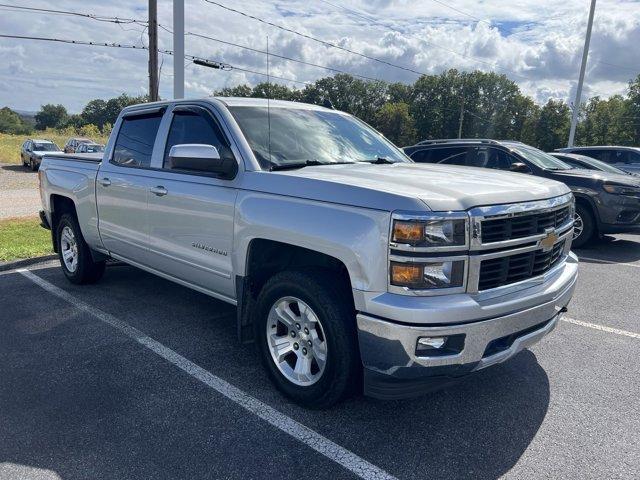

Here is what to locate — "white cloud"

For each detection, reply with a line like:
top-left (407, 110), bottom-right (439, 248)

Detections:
top-left (0, 0), bottom-right (639, 112)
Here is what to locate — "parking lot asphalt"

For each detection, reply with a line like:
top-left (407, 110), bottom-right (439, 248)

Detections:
top-left (1, 235), bottom-right (638, 480)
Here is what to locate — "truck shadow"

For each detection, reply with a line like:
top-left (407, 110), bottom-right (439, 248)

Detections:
top-left (575, 234), bottom-right (640, 263)
top-left (1, 265), bottom-right (550, 480)
top-left (0, 164), bottom-right (31, 173)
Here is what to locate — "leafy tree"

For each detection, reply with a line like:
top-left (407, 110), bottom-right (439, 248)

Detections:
top-left (0, 107), bottom-right (32, 134)
top-left (373, 102), bottom-right (417, 146)
top-left (79, 123), bottom-right (101, 138)
top-left (577, 95), bottom-right (633, 146)
top-left (534, 99), bottom-right (571, 151)
top-left (80, 94), bottom-right (147, 129)
top-left (34, 104), bottom-right (68, 130)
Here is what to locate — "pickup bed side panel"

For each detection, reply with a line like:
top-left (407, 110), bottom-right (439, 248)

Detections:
top-left (39, 157), bottom-right (103, 250)
top-left (234, 192), bottom-right (390, 293)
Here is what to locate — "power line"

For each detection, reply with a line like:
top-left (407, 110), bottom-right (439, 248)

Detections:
top-left (202, 0), bottom-right (427, 77)
top-left (185, 31), bottom-right (384, 83)
top-left (426, 0), bottom-right (491, 25)
top-left (0, 3), bottom-right (146, 25)
top-left (0, 33), bottom-right (307, 86)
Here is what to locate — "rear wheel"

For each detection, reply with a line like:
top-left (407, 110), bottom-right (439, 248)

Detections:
top-left (255, 270), bottom-right (359, 408)
top-left (56, 213), bottom-right (105, 284)
top-left (572, 203), bottom-right (596, 248)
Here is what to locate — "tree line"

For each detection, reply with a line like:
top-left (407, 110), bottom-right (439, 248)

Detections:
top-left (2, 69), bottom-right (639, 151)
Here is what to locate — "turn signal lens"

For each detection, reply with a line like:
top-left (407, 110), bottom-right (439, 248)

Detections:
top-left (390, 263), bottom-right (423, 286)
top-left (392, 221), bottom-right (424, 243)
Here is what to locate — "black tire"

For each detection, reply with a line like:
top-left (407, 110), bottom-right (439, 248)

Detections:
top-left (254, 270), bottom-right (360, 408)
top-left (56, 213), bottom-right (106, 284)
top-left (572, 203), bottom-right (597, 248)
top-left (29, 158), bottom-right (37, 171)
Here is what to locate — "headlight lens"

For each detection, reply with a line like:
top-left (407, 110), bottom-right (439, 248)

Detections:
top-left (602, 183), bottom-right (640, 196)
top-left (390, 260), bottom-right (465, 289)
top-left (392, 218), bottom-right (467, 247)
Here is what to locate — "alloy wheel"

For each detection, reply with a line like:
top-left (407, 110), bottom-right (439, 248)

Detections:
top-left (573, 212), bottom-right (584, 240)
top-left (266, 296), bottom-right (327, 386)
top-left (60, 226), bottom-right (79, 273)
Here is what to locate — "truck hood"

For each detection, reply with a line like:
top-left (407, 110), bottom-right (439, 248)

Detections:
top-left (248, 163), bottom-right (569, 212)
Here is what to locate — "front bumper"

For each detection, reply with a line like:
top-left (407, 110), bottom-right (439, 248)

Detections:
top-left (356, 254), bottom-right (578, 400)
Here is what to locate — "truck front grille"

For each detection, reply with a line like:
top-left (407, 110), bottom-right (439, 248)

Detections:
top-left (481, 205), bottom-right (571, 243)
top-left (478, 241), bottom-right (565, 291)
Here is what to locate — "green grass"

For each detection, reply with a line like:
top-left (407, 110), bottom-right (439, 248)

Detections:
top-left (0, 132), bottom-right (108, 164)
top-left (0, 216), bottom-right (54, 262)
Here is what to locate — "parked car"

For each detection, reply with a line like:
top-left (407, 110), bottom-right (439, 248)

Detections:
top-left (38, 99), bottom-right (577, 407)
top-left (75, 142), bottom-right (105, 154)
top-left (63, 137), bottom-right (92, 153)
top-left (556, 146), bottom-right (640, 175)
top-left (549, 152), bottom-right (639, 177)
top-left (20, 139), bottom-right (62, 171)
top-left (404, 139), bottom-right (640, 247)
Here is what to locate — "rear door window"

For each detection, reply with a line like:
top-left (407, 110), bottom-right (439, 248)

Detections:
top-left (112, 112), bottom-right (163, 168)
top-left (430, 147), bottom-right (469, 164)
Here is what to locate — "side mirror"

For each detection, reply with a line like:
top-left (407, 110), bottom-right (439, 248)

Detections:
top-left (510, 162), bottom-right (531, 174)
top-left (168, 144), bottom-right (237, 179)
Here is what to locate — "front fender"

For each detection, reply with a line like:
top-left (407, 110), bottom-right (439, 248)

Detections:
top-left (234, 192), bottom-right (391, 292)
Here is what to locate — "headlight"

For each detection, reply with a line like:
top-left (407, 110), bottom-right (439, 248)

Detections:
top-left (390, 260), bottom-right (465, 289)
top-left (602, 183), bottom-right (640, 196)
top-left (392, 217), bottom-right (467, 248)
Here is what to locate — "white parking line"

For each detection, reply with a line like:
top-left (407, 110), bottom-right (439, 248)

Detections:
top-left (578, 256), bottom-right (640, 269)
top-left (562, 317), bottom-right (640, 339)
top-left (16, 268), bottom-right (397, 480)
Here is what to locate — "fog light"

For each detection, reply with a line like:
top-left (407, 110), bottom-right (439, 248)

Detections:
top-left (417, 336), bottom-right (447, 349)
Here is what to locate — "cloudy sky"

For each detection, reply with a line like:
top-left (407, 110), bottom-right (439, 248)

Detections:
top-left (1, 0), bottom-right (639, 113)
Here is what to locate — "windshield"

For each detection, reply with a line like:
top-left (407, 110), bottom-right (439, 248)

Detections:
top-left (228, 106), bottom-right (409, 169)
top-left (33, 143), bottom-right (59, 151)
top-left (507, 143), bottom-right (571, 170)
top-left (85, 144), bottom-right (104, 152)
top-left (576, 156), bottom-right (626, 174)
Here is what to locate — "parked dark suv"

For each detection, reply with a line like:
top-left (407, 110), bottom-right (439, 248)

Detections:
top-left (404, 139), bottom-right (640, 247)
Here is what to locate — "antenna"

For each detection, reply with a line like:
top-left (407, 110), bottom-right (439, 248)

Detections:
top-left (266, 35), bottom-right (272, 165)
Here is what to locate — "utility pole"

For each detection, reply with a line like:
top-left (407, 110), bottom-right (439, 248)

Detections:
top-left (568, 0), bottom-right (597, 147)
top-left (148, 0), bottom-right (159, 101)
top-left (173, 0), bottom-right (184, 99)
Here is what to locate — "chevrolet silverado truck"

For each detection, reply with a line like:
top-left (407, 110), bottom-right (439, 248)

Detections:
top-left (38, 98), bottom-right (578, 407)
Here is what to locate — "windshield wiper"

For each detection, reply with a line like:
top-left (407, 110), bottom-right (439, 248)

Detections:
top-left (361, 156), bottom-right (395, 164)
top-left (270, 160), bottom-right (354, 171)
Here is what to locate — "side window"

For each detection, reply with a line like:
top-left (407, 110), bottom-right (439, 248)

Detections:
top-left (112, 112), bottom-right (163, 168)
top-left (581, 150), bottom-right (606, 162)
top-left (611, 150), bottom-right (629, 164)
top-left (431, 147), bottom-right (469, 164)
top-left (627, 151), bottom-right (640, 164)
top-left (163, 109), bottom-right (231, 168)
top-left (470, 147), bottom-right (512, 170)
top-left (408, 149), bottom-right (429, 162)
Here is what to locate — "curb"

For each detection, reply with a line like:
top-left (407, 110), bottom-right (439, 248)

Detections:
top-left (0, 254), bottom-right (58, 272)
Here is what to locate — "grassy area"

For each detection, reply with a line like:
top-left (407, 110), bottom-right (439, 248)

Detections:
top-left (0, 216), bottom-right (53, 262)
top-left (0, 132), bottom-right (108, 164)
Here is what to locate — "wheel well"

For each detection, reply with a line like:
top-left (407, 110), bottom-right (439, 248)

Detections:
top-left (245, 239), bottom-right (352, 297)
top-left (50, 195), bottom-right (77, 252)
top-left (237, 239), bottom-right (354, 343)
top-left (574, 195), bottom-right (598, 223)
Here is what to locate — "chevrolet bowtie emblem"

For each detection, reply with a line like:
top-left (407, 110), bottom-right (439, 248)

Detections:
top-left (540, 229), bottom-right (558, 252)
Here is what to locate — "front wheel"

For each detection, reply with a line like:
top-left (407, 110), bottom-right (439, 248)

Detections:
top-left (29, 158), bottom-right (37, 171)
top-left (572, 204), bottom-right (596, 248)
top-left (255, 270), bottom-right (360, 408)
top-left (56, 213), bottom-right (106, 284)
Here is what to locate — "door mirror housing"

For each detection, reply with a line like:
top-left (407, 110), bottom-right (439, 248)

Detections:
top-left (510, 162), bottom-right (531, 174)
top-left (168, 144), bottom-right (237, 179)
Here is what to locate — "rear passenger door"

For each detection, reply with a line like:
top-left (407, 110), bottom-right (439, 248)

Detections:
top-left (96, 107), bottom-right (164, 264)
top-left (143, 104), bottom-right (239, 300)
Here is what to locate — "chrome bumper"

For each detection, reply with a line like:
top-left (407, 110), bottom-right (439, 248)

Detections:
top-left (356, 254), bottom-right (578, 399)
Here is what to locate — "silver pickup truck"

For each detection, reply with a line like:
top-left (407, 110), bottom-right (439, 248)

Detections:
top-left (38, 98), bottom-right (578, 407)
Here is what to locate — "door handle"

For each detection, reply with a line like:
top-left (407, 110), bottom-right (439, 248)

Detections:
top-left (98, 177), bottom-right (111, 187)
top-left (150, 186), bottom-right (168, 196)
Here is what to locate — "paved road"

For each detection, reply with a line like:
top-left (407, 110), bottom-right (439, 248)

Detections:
top-left (0, 237), bottom-right (638, 480)
top-left (0, 164), bottom-right (40, 220)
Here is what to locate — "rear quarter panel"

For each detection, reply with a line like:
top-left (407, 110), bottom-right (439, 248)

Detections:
top-left (39, 156), bottom-right (102, 250)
